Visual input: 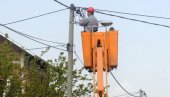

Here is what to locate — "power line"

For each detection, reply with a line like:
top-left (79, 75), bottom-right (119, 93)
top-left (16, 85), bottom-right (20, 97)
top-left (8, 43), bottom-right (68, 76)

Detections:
top-left (73, 51), bottom-right (84, 66)
top-left (73, 50), bottom-right (95, 79)
top-left (0, 32), bottom-right (38, 56)
top-left (18, 32), bottom-right (66, 45)
top-left (95, 11), bottom-right (170, 28)
top-left (0, 25), bottom-right (66, 45)
top-left (95, 9), bottom-right (170, 20)
top-left (26, 45), bottom-right (66, 50)
top-left (26, 46), bottom-right (50, 50)
top-left (77, 6), bottom-right (170, 20)
top-left (2, 8), bottom-right (68, 26)
top-left (110, 72), bottom-right (139, 97)
top-left (112, 92), bottom-right (139, 97)
top-left (75, 7), bottom-right (170, 28)
top-left (0, 24), bottom-right (67, 51)
top-left (53, 0), bottom-right (69, 8)
top-left (12, 31), bottom-right (67, 45)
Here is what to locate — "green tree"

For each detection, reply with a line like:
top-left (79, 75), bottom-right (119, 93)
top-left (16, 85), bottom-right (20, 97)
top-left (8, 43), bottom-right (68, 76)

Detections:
top-left (24, 52), bottom-right (92, 97)
top-left (46, 52), bottom-right (92, 97)
top-left (0, 42), bottom-right (92, 97)
top-left (0, 41), bottom-right (22, 97)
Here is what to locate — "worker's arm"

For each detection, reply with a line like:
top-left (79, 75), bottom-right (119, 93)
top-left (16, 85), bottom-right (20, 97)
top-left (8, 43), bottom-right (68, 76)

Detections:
top-left (79, 18), bottom-right (90, 26)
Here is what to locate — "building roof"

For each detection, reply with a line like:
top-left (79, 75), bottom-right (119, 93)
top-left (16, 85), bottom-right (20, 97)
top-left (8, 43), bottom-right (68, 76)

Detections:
top-left (0, 33), bottom-right (48, 69)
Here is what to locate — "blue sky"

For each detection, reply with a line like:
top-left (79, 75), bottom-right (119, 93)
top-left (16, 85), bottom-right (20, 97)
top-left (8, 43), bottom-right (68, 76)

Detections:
top-left (0, 0), bottom-right (170, 97)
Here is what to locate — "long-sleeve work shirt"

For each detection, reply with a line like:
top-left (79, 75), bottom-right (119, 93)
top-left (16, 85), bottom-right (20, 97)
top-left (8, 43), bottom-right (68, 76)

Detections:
top-left (79, 15), bottom-right (98, 32)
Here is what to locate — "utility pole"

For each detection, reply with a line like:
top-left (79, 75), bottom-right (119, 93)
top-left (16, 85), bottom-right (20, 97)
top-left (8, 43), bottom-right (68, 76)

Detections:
top-left (67, 4), bottom-right (75, 97)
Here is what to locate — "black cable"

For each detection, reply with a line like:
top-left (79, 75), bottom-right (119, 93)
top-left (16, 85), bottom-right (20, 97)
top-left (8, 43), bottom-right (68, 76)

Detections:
top-left (110, 72), bottom-right (139, 97)
top-left (2, 8), bottom-right (68, 26)
top-left (53, 0), bottom-right (69, 8)
top-left (26, 46), bottom-right (50, 50)
top-left (77, 6), bottom-right (170, 20)
top-left (18, 32), bottom-right (66, 45)
top-left (12, 31), bottom-right (66, 45)
top-left (26, 45), bottom-right (66, 50)
top-left (73, 51), bottom-right (84, 65)
top-left (0, 24), bottom-right (67, 51)
top-left (112, 92), bottom-right (139, 97)
top-left (95, 9), bottom-right (170, 20)
top-left (73, 51), bottom-right (94, 79)
top-left (0, 25), bottom-right (66, 45)
top-left (95, 11), bottom-right (170, 28)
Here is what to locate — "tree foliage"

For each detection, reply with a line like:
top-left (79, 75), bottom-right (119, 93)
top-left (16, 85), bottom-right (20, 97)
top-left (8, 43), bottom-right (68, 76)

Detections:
top-left (46, 52), bottom-right (92, 97)
top-left (0, 42), bottom-right (92, 97)
top-left (0, 41), bottom-right (22, 96)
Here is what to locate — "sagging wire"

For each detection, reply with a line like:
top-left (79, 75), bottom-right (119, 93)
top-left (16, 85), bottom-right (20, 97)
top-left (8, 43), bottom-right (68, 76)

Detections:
top-left (2, 8), bottom-right (69, 26)
top-left (0, 24), bottom-right (67, 51)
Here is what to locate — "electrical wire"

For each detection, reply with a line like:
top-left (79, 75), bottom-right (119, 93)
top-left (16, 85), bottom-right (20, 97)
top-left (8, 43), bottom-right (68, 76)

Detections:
top-left (95, 11), bottom-right (170, 28)
top-left (26, 46), bottom-right (50, 50)
top-left (0, 25), bottom-right (66, 45)
top-left (2, 8), bottom-right (69, 26)
top-left (75, 7), bottom-right (170, 28)
top-left (73, 50), bottom-right (95, 79)
top-left (95, 9), bottom-right (170, 20)
top-left (112, 92), bottom-right (139, 97)
top-left (0, 29), bottom-right (56, 62)
top-left (13, 31), bottom-right (67, 45)
top-left (77, 6), bottom-right (170, 20)
top-left (25, 45), bottom-right (66, 50)
top-left (110, 72), bottom-right (139, 97)
top-left (53, 0), bottom-right (69, 8)
top-left (73, 51), bottom-right (84, 66)
top-left (0, 24), bottom-right (67, 51)
top-left (0, 32), bottom-right (37, 56)
top-left (19, 33), bottom-right (66, 45)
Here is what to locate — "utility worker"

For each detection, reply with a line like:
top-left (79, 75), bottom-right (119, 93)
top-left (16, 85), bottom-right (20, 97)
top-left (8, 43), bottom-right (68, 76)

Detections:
top-left (79, 7), bottom-right (98, 32)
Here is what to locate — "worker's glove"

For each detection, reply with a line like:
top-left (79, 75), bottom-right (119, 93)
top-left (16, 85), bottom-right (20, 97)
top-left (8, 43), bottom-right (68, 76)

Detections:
top-left (79, 17), bottom-right (84, 22)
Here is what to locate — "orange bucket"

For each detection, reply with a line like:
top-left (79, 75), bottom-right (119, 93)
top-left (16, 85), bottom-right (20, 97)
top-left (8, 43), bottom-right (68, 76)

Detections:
top-left (81, 30), bottom-right (118, 71)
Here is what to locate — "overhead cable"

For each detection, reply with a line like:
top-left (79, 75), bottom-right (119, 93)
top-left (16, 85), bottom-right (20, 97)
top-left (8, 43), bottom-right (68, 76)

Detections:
top-left (2, 8), bottom-right (68, 26)
top-left (95, 9), bottom-right (170, 20)
top-left (73, 50), bottom-right (95, 79)
top-left (0, 24), bottom-right (67, 51)
top-left (77, 6), bottom-right (170, 20)
top-left (11, 31), bottom-right (67, 45)
top-left (112, 92), bottom-right (139, 97)
top-left (53, 0), bottom-right (69, 8)
top-left (26, 45), bottom-right (66, 50)
top-left (26, 46), bottom-right (51, 50)
top-left (73, 51), bottom-right (84, 66)
top-left (18, 33), bottom-right (67, 45)
top-left (95, 11), bottom-right (170, 28)
top-left (110, 72), bottom-right (139, 97)
top-left (0, 25), bottom-right (66, 45)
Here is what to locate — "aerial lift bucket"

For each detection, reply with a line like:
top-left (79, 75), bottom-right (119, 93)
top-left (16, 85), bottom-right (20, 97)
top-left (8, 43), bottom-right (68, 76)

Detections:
top-left (81, 30), bottom-right (118, 97)
top-left (81, 30), bottom-right (118, 71)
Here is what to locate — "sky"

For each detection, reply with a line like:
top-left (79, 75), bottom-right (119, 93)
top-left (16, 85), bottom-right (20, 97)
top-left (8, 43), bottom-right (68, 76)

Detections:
top-left (0, 0), bottom-right (170, 97)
